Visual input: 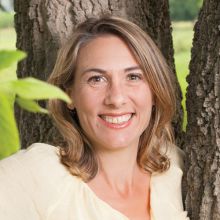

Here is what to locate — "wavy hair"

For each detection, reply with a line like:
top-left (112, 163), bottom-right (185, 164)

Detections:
top-left (47, 15), bottom-right (176, 181)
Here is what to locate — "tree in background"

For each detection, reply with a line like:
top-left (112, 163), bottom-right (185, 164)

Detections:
top-left (169, 0), bottom-right (203, 21)
top-left (14, 0), bottom-right (183, 149)
top-left (185, 0), bottom-right (220, 219)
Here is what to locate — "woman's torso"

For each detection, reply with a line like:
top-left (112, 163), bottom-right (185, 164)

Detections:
top-left (0, 143), bottom-right (188, 220)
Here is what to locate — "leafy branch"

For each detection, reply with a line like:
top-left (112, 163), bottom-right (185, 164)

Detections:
top-left (0, 50), bottom-right (71, 159)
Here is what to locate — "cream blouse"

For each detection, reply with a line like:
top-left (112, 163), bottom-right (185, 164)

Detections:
top-left (0, 143), bottom-right (189, 220)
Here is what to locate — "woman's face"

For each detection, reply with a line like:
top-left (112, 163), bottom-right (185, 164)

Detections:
top-left (70, 35), bottom-right (153, 152)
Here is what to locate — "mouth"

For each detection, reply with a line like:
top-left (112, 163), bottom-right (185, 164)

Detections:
top-left (99, 113), bottom-right (134, 125)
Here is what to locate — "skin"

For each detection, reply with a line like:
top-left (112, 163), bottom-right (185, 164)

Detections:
top-left (69, 35), bottom-right (153, 220)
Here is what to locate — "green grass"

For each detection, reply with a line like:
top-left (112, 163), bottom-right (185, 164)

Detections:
top-left (0, 11), bottom-right (14, 28)
top-left (0, 10), bottom-right (16, 50)
top-left (172, 21), bottom-right (194, 130)
top-left (0, 28), bottom-right (16, 50)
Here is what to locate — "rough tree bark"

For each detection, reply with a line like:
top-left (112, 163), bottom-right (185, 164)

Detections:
top-left (185, 0), bottom-right (220, 219)
top-left (14, 0), bottom-right (183, 148)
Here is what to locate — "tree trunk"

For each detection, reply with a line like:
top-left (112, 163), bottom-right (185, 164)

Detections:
top-left (14, 0), bottom-right (183, 148)
top-left (185, 0), bottom-right (220, 219)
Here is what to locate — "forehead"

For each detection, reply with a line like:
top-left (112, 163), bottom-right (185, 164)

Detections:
top-left (76, 35), bottom-right (140, 71)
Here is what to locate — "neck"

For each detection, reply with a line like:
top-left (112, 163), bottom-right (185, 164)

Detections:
top-left (95, 147), bottom-right (140, 192)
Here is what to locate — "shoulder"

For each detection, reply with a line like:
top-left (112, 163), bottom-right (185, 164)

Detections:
top-left (150, 144), bottom-right (189, 220)
top-left (166, 143), bottom-right (185, 171)
top-left (0, 143), bottom-right (59, 165)
top-left (0, 143), bottom-right (61, 178)
top-left (153, 143), bottom-right (185, 181)
top-left (152, 142), bottom-right (185, 179)
top-left (0, 142), bottom-right (72, 186)
top-left (0, 143), bottom-right (75, 219)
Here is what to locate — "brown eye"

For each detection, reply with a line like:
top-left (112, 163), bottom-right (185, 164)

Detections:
top-left (87, 75), bottom-right (107, 86)
top-left (127, 73), bottom-right (143, 81)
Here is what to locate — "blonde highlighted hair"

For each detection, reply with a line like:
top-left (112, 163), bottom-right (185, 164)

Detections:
top-left (48, 15), bottom-right (176, 181)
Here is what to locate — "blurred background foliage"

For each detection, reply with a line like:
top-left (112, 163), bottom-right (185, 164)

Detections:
top-left (0, 10), bottom-right (13, 28)
top-left (0, 11), bottom-right (15, 50)
top-left (172, 21), bottom-right (194, 130)
top-left (170, 0), bottom-right (203, 21)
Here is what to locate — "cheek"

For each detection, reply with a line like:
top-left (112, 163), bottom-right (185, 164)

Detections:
top-left (136, 88), bottom-right (154, 123)
top-left (72, 88), bottom-right (103, 115)
top-left (137, 87), bottom-right (153, 109)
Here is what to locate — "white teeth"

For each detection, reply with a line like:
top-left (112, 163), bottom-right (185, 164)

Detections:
top-left (101, 114), bottom-right (132, 124)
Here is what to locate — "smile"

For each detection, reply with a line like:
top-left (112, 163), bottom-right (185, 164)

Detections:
top-left (99, 113), bottom-right (134, 128)
top-left (100, 114), bottom-right (132, 124)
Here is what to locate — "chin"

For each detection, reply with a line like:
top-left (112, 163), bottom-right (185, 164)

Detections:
top-left (98, 138), bottom-right (138, 151)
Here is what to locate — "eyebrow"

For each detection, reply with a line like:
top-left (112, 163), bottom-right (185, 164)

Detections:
top-left (124, 66), bottom-right (142, 72)
top-left (81, 66), bottom-right (142, 75)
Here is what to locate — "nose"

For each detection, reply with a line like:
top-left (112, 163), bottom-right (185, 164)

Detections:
top-left (104, 80), bottom-right (127, 108)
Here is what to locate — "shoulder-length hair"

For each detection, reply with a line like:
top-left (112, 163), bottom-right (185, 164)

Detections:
top-left (47, 15), bottom-right (176, 182)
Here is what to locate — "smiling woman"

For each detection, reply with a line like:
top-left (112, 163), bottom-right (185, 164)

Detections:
top-left (48, 16), bottom-right (176, 182)
top-left (0, 15), bottom-right (189, 220)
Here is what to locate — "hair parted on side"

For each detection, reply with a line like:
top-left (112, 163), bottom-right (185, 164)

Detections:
top-left (47, 15), bottom-right (176, 182)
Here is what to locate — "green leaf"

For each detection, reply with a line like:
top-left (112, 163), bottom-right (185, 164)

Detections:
top-left (12, 77), bottom-right (71, 103)
top-left (0, 80), bottom-right (15, 105)
top-left (16, 97), bottom-right (48, 113)
top-left (0, 92), bottom-right (20, 159)
top-left (0, 62), bottom-right (18, 82)
top-left (0, 50), bottom-right (26, 71)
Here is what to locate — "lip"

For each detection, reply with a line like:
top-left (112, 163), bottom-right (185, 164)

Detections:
top-left (98, 112), bottom-right (134, 116)
top-left (98, 113), bottom-right (134, 129)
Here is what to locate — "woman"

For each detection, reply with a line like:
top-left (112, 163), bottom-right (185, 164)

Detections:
top-left (0, 16), bottom-right (188, 220)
